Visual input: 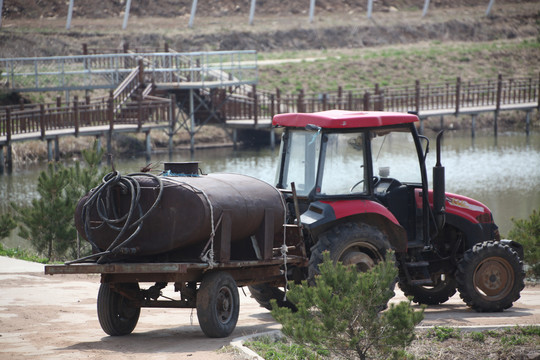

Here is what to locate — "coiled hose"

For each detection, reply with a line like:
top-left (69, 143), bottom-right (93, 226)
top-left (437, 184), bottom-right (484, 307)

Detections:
top-left (66, 171), bottom-right (163, 264)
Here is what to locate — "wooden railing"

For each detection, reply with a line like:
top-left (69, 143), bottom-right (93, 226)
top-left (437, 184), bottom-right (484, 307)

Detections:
top-left (1, 74), bottom-right (538, 142)
top-left (220, 74), bottom-right (539, 124)
top-left (0, 95), bottom-right (170, 141)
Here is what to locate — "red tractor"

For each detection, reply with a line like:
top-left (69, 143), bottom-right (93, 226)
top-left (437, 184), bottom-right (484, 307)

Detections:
top-left (251, 110), bottom-right (525, 313)
top-left (47, 110), bottom-right (525, 338)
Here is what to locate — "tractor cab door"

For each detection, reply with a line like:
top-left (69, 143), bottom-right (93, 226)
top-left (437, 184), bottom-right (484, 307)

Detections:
top-left (369, 125), bottom-right (429, 245)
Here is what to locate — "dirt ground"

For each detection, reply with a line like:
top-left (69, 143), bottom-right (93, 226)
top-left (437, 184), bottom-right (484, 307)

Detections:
top-left (1, 256), bottom-right (539, 360)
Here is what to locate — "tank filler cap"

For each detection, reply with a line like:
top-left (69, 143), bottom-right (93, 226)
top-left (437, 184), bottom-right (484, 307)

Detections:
top-left (163, 162), bottom-right (200, 177)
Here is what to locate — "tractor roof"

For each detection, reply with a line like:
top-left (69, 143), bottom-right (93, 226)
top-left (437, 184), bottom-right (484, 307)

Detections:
top-left (272, 110), bottom-right (418, 129)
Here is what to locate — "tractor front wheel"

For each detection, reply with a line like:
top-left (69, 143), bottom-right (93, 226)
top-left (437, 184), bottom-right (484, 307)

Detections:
top-left (456, 241), bottom-right (524, 312)
top-left (399, 273), bottom-right (457, 305)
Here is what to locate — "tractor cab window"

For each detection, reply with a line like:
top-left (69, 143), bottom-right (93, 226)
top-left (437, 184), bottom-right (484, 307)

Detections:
top-left (278, 129), bottom-right (322, 196)
top-left (371, 128), bottom-right (422, 185)
top-left (318, 132), bottom-right (367, 196)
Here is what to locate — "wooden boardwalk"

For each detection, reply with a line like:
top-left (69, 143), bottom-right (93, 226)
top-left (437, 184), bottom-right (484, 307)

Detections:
top-left (1, 50), bottom-right (538, 173)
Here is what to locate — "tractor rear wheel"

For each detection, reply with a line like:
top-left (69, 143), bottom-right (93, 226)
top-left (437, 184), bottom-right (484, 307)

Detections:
top-left (308, 222), bottom-right (389, 283)
top-left (456, 241), bottom-right (524, 312)
top-left (248, 283), bottom-right (297, 311)
top-left (399, 273), bottom-right (457, 305)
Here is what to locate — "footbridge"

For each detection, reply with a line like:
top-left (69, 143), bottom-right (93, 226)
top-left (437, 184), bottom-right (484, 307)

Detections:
top-left (1, 49), bottom-right (539, 174)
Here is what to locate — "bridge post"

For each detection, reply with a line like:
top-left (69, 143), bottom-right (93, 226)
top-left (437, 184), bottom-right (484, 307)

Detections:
top-left (54, 136), bottom-right (60, 162)
top-left (415, 80), bottom-right (420, 113)
top-left (276, 88), bottom-right (281, 114)
top-left (169, 94), bottom-right (176, 157)
top-left (189, 89), bottom-right (195, 153)
top-left (525, 110), bottom-right (531, 136)
top-left (270, 94), bottom-right (276, 150)
top-left (253, 85), bottom-right (258, 126)
top-left (39, 105), bottom-right (46, 140)
top-left (5, 108), bottom-right (11, 144)
top-left (74, 96), bottom-right (79, 137)
top-left (363, 92), bottom-right (370, 111)
top-left (47, 139), bottom-right (53, 162)
top-left (455, 77), bottom-right (461, 115)
top-left (495, 74), bottom-right (502, 136)
top-left (471, 114), bottom-right (476, 138)
top-left (6, 144), bottom-right (12, 174)
top-left (0, 146), bottom-right (3, 175)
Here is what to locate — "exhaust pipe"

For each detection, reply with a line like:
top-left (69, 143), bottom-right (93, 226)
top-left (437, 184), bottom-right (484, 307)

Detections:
top-left (433, 130), bottom-right (446, 230)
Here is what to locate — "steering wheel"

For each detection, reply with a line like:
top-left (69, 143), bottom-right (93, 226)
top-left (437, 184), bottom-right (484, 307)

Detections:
top-left (350, 176), bottom-right (380, 193)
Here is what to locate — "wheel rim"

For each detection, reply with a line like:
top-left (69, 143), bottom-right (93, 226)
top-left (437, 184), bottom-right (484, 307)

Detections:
top-left (216, 286), bottom-right (234, 324)
top-left (340, 248), bottom-right (375, 272)
top-left (116, 297), bottom-right (138, 322)
top-left (473, 256), bottom-right (515, 300)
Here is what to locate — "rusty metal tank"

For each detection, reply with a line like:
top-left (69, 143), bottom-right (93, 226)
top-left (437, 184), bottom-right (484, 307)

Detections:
top-left (74, 162), bottom-right (285, 260)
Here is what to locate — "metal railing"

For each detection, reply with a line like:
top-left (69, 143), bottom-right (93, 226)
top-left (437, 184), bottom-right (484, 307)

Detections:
top-left (0, 50), bottom-right (258, 92)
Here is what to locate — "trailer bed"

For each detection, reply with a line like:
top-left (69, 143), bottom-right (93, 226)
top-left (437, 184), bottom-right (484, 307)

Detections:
top-left (45, 256), bottom-right (306, 286)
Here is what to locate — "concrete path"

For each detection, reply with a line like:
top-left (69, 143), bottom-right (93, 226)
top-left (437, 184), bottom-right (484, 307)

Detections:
top-left (0, 256), bottom-right (538, 359)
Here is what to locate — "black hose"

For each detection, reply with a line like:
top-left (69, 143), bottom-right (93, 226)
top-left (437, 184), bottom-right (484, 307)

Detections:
top-left (67, 171), bottom-right (163, 264)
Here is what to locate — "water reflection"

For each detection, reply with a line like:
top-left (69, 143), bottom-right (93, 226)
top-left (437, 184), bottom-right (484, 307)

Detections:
top-left (0, 131), bottom-right (538, 249)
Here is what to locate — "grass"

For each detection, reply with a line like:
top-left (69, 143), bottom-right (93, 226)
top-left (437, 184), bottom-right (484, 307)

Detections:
top-left (0, 242), bottom-right (49, 264)
top-left (245, 336), bottom-right (329, 360)
top-left (257, 38), bottom-right (540, 94)
top-left (244, 326), bottom-right (540, 360)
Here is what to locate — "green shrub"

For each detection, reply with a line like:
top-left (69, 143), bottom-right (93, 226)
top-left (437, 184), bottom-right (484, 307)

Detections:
top-left (10, 141), bottom-right (105, 261)
top-left (508, 209), bottom-right (540, 278)
top-left (271, 251), bottom-right (424, 360)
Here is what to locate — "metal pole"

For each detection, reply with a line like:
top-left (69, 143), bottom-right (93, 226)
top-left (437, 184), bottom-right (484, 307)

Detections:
top-left (309, 0), bottom-right (316, 23)
top-left (0, 145), bottom-right (4, 175)
top-left (367, 0), bottom-right (373, 19)
top-left (189, 89), bottom-right (195, 153)
top-left (249, 0), bottom-right (256, 25)
top-left (422, 0), bottom-right (430, 17)
top-left (189, 0), bottom-right (198, 28)
top-left (0, 0), bottom-right (5, 28)
top-left (486, 0), bottom-right (495, 17)
top-left (122, 0), bottom-right (132, 30)
top-left (66, 0), bottom-right (74, 30)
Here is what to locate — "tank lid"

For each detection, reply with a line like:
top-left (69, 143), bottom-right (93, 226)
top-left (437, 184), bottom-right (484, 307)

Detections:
top-left (163, 162), bottom-right (200, 176)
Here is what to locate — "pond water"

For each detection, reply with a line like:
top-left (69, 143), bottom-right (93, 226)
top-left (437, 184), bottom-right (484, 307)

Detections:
top-left (0, 129), bottom-right (538, 249)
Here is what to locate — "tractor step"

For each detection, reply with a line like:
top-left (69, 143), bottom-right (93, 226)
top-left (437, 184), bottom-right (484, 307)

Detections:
top-left (410, 279), bottom-right (433, 286)
top-left (406, 241), bottom-right (425, 249)
top-left (405, 261), bottom-right (429, 268)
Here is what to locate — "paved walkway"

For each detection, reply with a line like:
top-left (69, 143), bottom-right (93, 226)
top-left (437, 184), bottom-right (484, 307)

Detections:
top-left (0, 256), bottom-right (538, 360)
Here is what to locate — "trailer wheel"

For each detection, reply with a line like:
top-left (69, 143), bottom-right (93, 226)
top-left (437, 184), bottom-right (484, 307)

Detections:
top-left (97, 283), bottom-right (141, 336)
top-left (248, 283), bottom-right (297, 312)
top-left (308, 222), bottom-right (388, 283)
top-left (398, 273), bottom-right (457, 305)
top-left (196, 272), bottom-right (239, 338)
top-left (456, 241), bottom-right (525, 312)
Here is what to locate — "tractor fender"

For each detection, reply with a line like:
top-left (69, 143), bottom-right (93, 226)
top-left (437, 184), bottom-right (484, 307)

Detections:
top-left (444, 212), bottom-right (499, 251)
top-left (301, 200), bottom-right (408, 253)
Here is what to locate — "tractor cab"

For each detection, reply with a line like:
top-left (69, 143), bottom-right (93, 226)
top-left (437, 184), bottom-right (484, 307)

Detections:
top-left (274, 110), bottom-right (433, 250)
